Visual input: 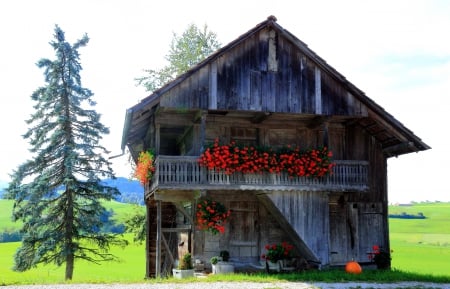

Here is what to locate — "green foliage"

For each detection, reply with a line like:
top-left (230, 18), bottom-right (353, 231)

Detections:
top-left (124, 204), bottom-right (146, 243)
top-left (5, 25), bottom-right (127, 280)
top-left (220, 250), bottom-right (230, 262)
top-left (177, 253), bottom-right (193, 270)
top-left (135, 23), bottom-right (221, 92)
top-left (210, 256), bottom-right (219, 265)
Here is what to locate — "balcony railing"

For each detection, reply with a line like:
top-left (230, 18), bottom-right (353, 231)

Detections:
top-left (149, 156), bottom-right (369, 193)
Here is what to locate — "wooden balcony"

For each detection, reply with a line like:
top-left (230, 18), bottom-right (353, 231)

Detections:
top-left (147, 156), bottom-right (369, 200)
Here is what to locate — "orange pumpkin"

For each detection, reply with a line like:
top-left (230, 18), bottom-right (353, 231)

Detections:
top-left (345, 260), bottom-right (362, 274)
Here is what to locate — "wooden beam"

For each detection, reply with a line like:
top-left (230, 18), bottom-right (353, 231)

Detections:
top-left (251, 112), bottom-right (271, 124)
top-left (315, 67), bottom-right (322, 114)
top-left (161, 225), bottom-right (192, 232)
top-left (209, 62), bottom-right (217, 109)
top-left (307, 115), bottom-right (330, 129)
top-left (256, 193), bottom-right (320, 263)
top-left (154, 190), bottom-right (199, 202)
top-left (174, 203), bottom-right (194, 225)
top-left (161, 233), bottom-right (175, 266)
top-left (382, 141), bottom-right (415, 156)
top-left (155, 200), bottom-right (162, 278)
top-left (145, 204), bottom-right (151, 278)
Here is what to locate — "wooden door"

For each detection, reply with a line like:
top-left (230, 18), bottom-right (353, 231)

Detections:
top-left (228, 201), bottom-right (259, 262)
top-left (329, 202), bottom-right (359, 265)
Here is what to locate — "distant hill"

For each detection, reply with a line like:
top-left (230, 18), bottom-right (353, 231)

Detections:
top-left (102, 177), bottom-right (144, 204)
top-left (0, 177), bottom-right (144, 204)
top-left (0, 180), bottom-right (8, 198)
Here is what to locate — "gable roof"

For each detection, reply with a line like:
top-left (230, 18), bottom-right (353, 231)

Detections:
top-left (122, 16), bottom-right (430, 158)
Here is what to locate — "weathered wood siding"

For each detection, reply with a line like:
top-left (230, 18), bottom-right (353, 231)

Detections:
top-left (328, 197), bottom-right (385, 265)
top-left (267, 191), bottom-right (330, 264)
top-left (159, 27), bottom-right (368, 118)
top-left (193, 191), bottom-right (304, 267)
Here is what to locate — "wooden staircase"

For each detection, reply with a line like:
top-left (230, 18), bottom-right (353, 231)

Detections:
top-left (146, 199), bottom-right (177, 278)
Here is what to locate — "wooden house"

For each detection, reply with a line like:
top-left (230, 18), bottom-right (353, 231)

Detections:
top-left (121, 16), bottom-right (430, 277)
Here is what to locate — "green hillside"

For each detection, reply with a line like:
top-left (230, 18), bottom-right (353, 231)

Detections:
top-left (0, 199), bottom-right (145, 241)
top-left (389, 202), bottom-right (450, 276)
top-left (0, 199), bottom-right (21, 231)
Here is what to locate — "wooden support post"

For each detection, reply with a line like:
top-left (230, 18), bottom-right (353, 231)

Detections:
top-left (200, 113), bottom-right (206, 153)
top-left (315, 67), bottom-right (322, 114)
top-left (209, 62), bottom-right (217, 109)
top-left (155, 200), bottom-right (162, 278)
top-left (145, 204), bottom-right (151, 278)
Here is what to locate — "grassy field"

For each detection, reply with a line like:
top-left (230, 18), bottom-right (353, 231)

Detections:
top-left (389, 202), bottom-right (450, 276)
top-left (0, 199), bottom-right (22, 231)
top-left (0, 200), bottom-right (449, 284)
top-left (0, 235), bottom-right (146, 285)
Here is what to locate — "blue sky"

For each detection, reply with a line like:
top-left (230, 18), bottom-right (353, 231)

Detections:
top-left (0, 0), bottom-right (449, 203)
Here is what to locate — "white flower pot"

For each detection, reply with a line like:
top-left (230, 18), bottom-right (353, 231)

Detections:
top-left (212, 262), bottom-right (234, 274)
top-left (172, 269), bottom-right (195, 279)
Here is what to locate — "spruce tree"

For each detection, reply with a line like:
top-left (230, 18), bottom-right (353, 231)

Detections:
top-left (6, 25), bottom-right (126, 280)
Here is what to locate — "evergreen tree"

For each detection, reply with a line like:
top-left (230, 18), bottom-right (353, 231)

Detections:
top-left (135, 23), bottom-right (221, 92)
top-left (6, 25), bottom-right (127, 280)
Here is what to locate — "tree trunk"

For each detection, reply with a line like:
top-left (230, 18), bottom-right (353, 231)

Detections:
top-left (65, 253), bottom-right (74, 280)
top-left (65, 189), bottom-right (75, 280)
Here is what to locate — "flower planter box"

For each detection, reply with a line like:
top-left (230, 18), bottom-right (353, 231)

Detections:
top-left (212, 262), bottom-right (235, 274)
top-left (172, 269), bottom-right (195, 279)
top-left (261, 260), bottom-right (282, 272)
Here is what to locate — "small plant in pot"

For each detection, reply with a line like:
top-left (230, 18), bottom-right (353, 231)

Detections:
top-left (210, 256), bottom-right (219, 274)
top-left (210, 256), bottom-right (219, 265)
top-left (220, 250), bottom-right (230, 262)
top-left (173, 253), bottom-right (194, 279)
top-left (211, 250), bottom-right (234, 274)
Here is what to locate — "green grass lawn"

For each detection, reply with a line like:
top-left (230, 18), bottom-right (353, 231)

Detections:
top-left (0, 234), bottom-right (146, 285)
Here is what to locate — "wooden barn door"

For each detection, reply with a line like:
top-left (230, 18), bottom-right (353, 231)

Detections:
top-left (329, 202), bottom-right (359, 265)
top-left (228, 200), bottom-right (260, 262)
top-left (329, 201), bottom-right (384, 265)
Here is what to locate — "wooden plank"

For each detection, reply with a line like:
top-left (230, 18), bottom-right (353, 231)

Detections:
top-left (209, 62), bottom-right (217, 109)
top-left (256, 193), bottom-right (319, 263)
top-left (161, 225), bottom-right (192, 233)
top-left (154, 190), bottom-right (199, 202)
top-left (155, 200), bottom-right (161, 278)
top-left (161, 233), bottom-right (175, 266)
top-left (174, 203), bottom-right (194, 225)
top-left (315, 66), bottom-right (322, 114)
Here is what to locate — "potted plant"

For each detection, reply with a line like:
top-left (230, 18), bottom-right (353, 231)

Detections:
top-left (261, 241), bottom-right (294, 272)
top-left (172, 252), bottom-right (195, 279)
top-left (134, 150), bottom-right (155, 186)
top-left (211, 250), bottom-right (234, 274)
top-left (368, 245), bottom-right (392, 269)
top-left (220, 250), bottom-right (230, 262)
top-left (210, 256), bottom-right (219, 274)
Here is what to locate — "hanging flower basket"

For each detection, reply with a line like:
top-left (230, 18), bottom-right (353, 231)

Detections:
top-left (196, 199), bottom-right (231, 234)
top-left (134, 150), bottom-right (155, 185)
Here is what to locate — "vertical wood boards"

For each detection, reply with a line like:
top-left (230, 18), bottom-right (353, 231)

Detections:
top-left (267, 191), bottom-right (330, 264)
